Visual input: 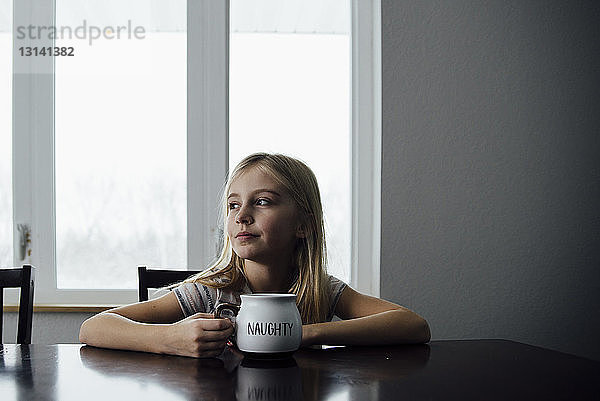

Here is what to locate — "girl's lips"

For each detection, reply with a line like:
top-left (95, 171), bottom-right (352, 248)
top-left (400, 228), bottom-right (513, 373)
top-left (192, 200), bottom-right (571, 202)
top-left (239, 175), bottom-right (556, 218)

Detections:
top-left (236, 232), bottom-right (258, 238)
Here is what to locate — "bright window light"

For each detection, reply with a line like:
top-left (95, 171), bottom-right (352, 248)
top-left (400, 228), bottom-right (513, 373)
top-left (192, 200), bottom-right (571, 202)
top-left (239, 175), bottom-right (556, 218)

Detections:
top-left (229, 0), bottom-right (351, 282)
top-left (54, 0), bottom-right (187, 289)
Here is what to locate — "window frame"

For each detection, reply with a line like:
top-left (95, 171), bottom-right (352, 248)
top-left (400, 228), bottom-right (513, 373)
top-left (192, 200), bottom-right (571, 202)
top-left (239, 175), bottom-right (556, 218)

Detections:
top-left (8, 0), bottom-right (380, 305)
top-left (351, 0), bottom-right (381, 297)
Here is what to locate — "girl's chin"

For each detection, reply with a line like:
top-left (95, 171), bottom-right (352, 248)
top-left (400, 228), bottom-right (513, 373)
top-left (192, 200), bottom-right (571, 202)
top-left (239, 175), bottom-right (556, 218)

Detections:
top-left (233, 251), bottom-right (268, 264)
top-left (232, 247), bottom-right (257, 260)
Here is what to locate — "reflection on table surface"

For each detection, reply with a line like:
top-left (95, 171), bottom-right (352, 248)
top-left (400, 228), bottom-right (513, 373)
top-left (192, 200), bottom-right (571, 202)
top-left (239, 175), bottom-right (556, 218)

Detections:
top-left (1, 341), bottom-right (598, 400)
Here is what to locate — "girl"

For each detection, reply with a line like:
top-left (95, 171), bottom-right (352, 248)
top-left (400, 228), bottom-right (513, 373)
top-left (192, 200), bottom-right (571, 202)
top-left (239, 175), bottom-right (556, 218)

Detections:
top-left (79, 153), bottom-right (430, 358)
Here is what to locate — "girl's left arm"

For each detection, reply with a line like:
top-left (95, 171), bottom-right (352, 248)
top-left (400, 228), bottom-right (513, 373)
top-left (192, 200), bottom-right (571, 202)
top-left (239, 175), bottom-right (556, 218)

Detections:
top-left (301, 286), bottom-right (430, 346)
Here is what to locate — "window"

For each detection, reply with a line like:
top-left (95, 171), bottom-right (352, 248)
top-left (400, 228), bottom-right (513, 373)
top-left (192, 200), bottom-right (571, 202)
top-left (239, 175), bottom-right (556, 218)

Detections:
top-left (229, 0), bottom-right (351, 282)
top-left (0, 0), bottom-right (12, 267)
top-left (9, 0), bottom-right (380, 305)
top-left (55, 0), bottom-right (187, 289)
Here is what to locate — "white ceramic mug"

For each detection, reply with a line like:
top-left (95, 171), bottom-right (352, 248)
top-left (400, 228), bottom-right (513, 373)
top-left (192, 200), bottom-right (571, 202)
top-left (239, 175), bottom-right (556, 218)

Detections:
top-left (216, 293), bottom-right (302, 356)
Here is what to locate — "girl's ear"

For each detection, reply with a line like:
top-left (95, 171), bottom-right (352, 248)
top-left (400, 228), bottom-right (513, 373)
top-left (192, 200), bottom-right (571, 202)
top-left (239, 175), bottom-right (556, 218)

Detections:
top-left (296, 213), bottom-right (312, 238)
top-left (296, 224), bottom-right (306, 238)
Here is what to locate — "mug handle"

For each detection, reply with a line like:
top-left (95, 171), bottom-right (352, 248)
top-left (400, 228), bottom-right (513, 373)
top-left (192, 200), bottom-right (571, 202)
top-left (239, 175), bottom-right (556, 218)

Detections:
top-left (214, 302), bottom-right (240, 320)
top-left (214, 303), bottom-right (241, 347)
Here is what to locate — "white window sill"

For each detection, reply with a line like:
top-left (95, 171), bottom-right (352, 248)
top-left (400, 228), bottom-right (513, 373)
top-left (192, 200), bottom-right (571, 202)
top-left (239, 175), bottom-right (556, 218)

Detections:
top-left (3, 305), bottom-right (116, 313)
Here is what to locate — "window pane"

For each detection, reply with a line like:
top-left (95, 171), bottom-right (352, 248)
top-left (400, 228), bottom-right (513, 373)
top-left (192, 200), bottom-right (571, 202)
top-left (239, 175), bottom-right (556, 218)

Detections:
top-left (229, 0), bottom-right (351, 282)
top-left (0, 0), bottom-right (12, 266)
top-left (55, 0), bottom-right (187, 289)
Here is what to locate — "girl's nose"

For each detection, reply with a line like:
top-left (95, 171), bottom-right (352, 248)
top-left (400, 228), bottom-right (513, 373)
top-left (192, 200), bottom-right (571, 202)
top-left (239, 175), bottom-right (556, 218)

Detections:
top-left (235, 207), bottom-right (253, 224)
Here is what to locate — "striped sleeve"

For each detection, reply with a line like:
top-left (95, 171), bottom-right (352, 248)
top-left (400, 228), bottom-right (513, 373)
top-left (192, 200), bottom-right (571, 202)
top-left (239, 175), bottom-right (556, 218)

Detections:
top-left (172, 283), bottom-right (217, 317)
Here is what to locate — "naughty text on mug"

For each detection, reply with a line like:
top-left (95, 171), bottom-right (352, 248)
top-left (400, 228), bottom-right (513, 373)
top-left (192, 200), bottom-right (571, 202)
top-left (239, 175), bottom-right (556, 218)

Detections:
top-left (247, 322), bottom-right (295, 337)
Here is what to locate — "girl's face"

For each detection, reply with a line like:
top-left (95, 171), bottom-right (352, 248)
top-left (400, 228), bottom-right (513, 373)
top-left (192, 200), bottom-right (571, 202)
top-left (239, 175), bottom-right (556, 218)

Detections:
top-left (226, 166), bottom-right (303, 266)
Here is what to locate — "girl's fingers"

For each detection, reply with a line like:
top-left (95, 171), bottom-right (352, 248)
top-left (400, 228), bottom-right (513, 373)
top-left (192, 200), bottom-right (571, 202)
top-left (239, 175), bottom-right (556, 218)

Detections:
top-left (201, 318), bottom-right (233, 331)
top-left (201, 328), bottom-right (233, 342)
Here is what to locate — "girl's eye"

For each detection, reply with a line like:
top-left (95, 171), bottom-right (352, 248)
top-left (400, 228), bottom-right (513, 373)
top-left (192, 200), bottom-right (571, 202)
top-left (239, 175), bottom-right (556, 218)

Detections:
top-left (228, 203), bottom-right (240, 210)
top-left (256, 198), bottom-right (270, 206)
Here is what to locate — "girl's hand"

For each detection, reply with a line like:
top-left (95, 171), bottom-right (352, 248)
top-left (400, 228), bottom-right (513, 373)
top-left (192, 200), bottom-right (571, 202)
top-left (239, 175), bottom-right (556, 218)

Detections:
top-left (163, 312), bottom-right (234, 358)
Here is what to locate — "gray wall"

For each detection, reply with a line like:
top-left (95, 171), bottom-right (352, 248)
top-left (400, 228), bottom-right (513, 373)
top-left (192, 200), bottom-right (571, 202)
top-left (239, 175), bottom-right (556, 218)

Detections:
top-left (381, 0), bottom-right (600, 360)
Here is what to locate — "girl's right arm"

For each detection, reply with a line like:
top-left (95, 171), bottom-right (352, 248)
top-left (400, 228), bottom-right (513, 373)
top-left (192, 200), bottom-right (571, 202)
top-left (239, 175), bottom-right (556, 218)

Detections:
top-left (79, 292), bottom-right (234, 358)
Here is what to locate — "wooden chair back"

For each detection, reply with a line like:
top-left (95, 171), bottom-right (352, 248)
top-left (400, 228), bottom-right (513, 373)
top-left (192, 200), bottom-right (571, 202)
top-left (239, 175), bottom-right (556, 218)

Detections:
top-left (0, 264), bottom-right (35, 344)
top-left (137, 266), bottom-right (200, 302)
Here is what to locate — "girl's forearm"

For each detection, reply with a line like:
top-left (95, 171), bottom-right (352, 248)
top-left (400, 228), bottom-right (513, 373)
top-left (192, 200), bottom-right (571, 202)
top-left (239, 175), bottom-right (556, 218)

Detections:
top-left (302, 309), bottom-right (430, 347)
top-left (79, 312), bottom-right (169, 354)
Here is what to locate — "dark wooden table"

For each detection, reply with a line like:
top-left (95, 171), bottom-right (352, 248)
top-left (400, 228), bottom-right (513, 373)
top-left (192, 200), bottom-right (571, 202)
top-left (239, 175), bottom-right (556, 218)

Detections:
top-left (1, 340), bottom-right (598, 400)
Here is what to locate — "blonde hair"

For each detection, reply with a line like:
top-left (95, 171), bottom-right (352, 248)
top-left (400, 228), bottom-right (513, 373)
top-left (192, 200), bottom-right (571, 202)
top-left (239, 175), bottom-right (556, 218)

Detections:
top-left (184, 153), bottom-right (330, 324)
